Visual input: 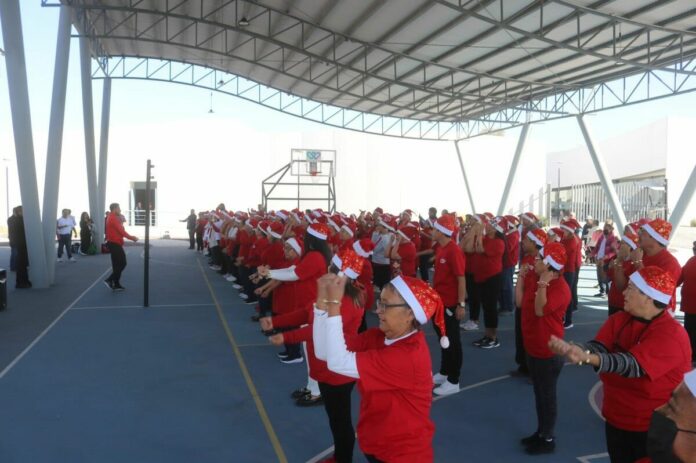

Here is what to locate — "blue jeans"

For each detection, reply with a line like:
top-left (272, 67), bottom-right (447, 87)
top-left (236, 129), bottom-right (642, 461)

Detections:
top-left (57, 234), bottom-right (72, 258)
top-left (498, 266), bottom-right (515, 312)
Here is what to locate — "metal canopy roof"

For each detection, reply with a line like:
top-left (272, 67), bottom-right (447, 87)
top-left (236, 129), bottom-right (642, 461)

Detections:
top-left (50, 0), bottom-right (696, 139)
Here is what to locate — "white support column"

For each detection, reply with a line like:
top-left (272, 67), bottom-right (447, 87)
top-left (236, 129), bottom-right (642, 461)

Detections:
top-left (42, 6), bottom-right (71, 285)
top-left (668, 162), bottom-right (696, 237)
top-left (0, 0), bottom-right (49, 287)
top-left (79, 38), bottom-right (100, 228)
top-left (96, 77), bottom-right (112, 244)
top-left (497, 123), bottom-right (530, 216)
top-left (454, 140), bottom-right (476, 214)
top-left (577, 115), bottom-right (628, 232)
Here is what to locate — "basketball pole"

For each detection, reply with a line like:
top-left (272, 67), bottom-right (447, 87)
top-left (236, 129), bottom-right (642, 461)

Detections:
top-left (143, 159), bottom-right (154, 308)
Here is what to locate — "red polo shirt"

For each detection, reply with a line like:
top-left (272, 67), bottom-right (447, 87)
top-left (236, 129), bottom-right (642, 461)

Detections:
top-left (594, 311), bottom-right (692, 431)
top-left (473, 236), bottom-right (505, 283)
top-left (561, 235), bottom-right (581, 274)
top-left (642, 248), bottom-right (681, 312)
top-left (607, 261), bottom-right (635, 309)
top-left (679, 255), bottom-right (696, 314)
top-left (504, 230), bottom-right (520, 268)
top-left (395, 241), bottom-right (417, 277)
top-left (433, 240), bottom-right (466, 307)
top-left (522, 277), bottom-right (570, 358)
top-left (293, 251), bottom-right (327, 308)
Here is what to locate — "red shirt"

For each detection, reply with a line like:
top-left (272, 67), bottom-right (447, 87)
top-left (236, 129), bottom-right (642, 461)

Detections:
top-left (594, 311), bottom-right (692, 431)
top-left (473, 236), bottom-right (505, 283)
top-left (394, 241), bottom-right (417, 277)
top-left (503, 231), bottom-right (520, 268)
top-left (561, 235), bottom-right (581, 274)
top-left (522, 277), bottom-right (570, 358)
top-left (245, 235), bottom-right (269, 268)
top-left (642, 248), bottom-right (681, 312)
top-left (607, 261), bottom-right (635, 309)
top-left (293, 251), bottom-right (328, 309)
top-left (679, 255), bottom-right (696, 314)
top-left (352, 330), bottom-right (434, 462)
top-left (105, 213), bottom-right (136, 245)
top-left (433, 240), bottom-right (466, 307)
top-left (261, 241), bottom-right (286, 269)
top-left (358, 259), bottom-right (374, 311)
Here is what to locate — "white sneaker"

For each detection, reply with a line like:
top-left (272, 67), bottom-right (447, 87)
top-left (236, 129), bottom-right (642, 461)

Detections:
top-left (433, 372), bottom-right (448, 385)
top-left (69, 257), bottom-right (77, 262)
top-left (433, 380), bottom-right (460, 396)
top-left (460, 320), bottom-right (479, 331)
top-left (239, 293), bottom-right (248, 300)
top-left (225, 275), bottom-right (236, 282)
top-left (232, 284), bottom-right (242, 290)
top-left (57, 257), bottom-right (65, 263)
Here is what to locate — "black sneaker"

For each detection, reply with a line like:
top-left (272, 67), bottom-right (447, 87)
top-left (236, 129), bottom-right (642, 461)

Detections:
top-left (279, 355), bottom-right (303, 364)
top-left (291, 387), bottom-right (310, 399)
top-left (520, 432), bottom-right (541, 446)
top-left (480, 337), bottom-right (500, 349)
top-left (594, 292), bottom-right (606, 297)
top-left (103, 279), bottom-right (114, 290)
top-left (112, 284), bottom-right (125, 292)
top-left (472, 336), bottom-right (491, 347)
top-left (525, 437), bottom-right (555, 455)
top-left (276, 351), bottom-right (289, 359)
top-left (295, 394), bottom-right (323, 407)
top-left (563, 321), bottom-right (574, 329)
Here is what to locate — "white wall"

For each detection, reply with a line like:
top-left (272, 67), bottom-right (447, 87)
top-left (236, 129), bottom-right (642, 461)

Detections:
top-left (666, 117), bottom-right (696, 222)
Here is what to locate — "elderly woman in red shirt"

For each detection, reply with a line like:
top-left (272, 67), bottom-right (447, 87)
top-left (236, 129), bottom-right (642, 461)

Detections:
top-left (314, 274), bottom-right (448, 462)
top-left (549, 266), bottom-right (692, 463)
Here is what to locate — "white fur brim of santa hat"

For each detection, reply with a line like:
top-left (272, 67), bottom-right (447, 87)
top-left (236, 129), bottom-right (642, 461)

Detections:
top-left (353, 241), bottom-right (372, 258)
top-left (433, 221), bottom-right (453, 237)
top-left (622, 235), bottom-right (638, 250)
top-left (629, 270), bottom-right (672, 305)
top-left (397, 230), bottom-right (410, 241)
top-left (543, 254), bottom-right (563, 271)
top-left (378, 220), bottom-right (395, 232)
top-left (276, 211), bottom-right (288, 221)
top-left (341, 224), bottom-right (354, 237)
top-left (641, 223), bottom-right (669, 246)
top-left (327, 219), bottom-right (341, 232)
top-left (331, 254), bottom-right (343, 269)
top-left (391, 276), bottom-right (449, 349)
top-left (286, 237), bottom-right (302, 255)
top-left (337, 267), bottom-right (359, 280)
top-left (492, 222), bottom-right (504, 234)
top-left (560, 224), bottom-right (575, 234)
top-left (307, 226), bottom-right (328, 240)
top-left (685, 369), bottom-right (696, 396)
top-left (528, 232), bottom-right (544, 248)
top-left (521, 213), bottom-right (537, 224)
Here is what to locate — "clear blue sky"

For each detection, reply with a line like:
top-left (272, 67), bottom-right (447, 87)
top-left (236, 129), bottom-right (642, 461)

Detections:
top-left (2, 2), bottom-right (696, 156)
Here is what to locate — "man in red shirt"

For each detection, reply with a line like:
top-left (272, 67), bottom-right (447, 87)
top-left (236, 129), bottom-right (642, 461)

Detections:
top-left (679, 240), bottom-right (696, 364)
top-left (104, 203), bottom-right (138, 291)
top-left (560, 218), bottom-right (582, 328)
top-left (431, 214), bottom-right (467, 396)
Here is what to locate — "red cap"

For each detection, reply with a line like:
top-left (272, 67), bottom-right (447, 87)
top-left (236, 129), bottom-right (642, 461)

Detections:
top-left (390, 275), bottom-right (448, 348)
top-left (629, 265), bottom-right (675, 305)
top-left (541, 242), bottom-right (567, 271)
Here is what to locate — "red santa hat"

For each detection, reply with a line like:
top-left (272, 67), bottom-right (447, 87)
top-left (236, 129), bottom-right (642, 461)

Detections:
top-left (378, 215), bottom-right (397, 232)
top-left (621, 232), bottom-right (639, 250)
top-left (491, 216), bottom-right (509, 234)
top-left (527, 228), bottom-right (548, 248)
top-left (291, 209), bottom-right (304, 223)
top-left (327, 214), bottom-right (344, 232)
top-left (374, 207), bottom-right (384, 215)
top-left (626, 218), bottom-right (649, 236)
top-left (473, 213), bottom-right (489, 224)
top-left (548, 227), bottom-right (563, 242)
top-left (629, 265), bottom-right (676, 305)
top-left (257, 220), bottom-right (269, 233)
top-left (266, 221), bottom-right (284, 239)
top-left (434, 215), bottom-right (457, 237)
top-left (331, 249), bottom-right (364, 280)
top-left (311, 209), bottom-right (324, 218)
top-left (248, 218), bottom-right (260, 229)
top-left (307, 222), bottom-right (330, 240)
top-left (521, 212), bottom-right (538, 224)
top-left (275, 209), bottom-right (289, 221)
top-left (641, 218), bottom-right (672, 246)
top-left (341, 220), bottom-right (357, 238)
top-left (353, 238), bottom-right (375, 258)
top-left (560, 218), bottom-right (581, 234)
top-left (541, 242), bottom-right (567, 271)
top-left (286, 236), bottom-right (303, 256)
top-left (390, 275), bottom-right (449, 349)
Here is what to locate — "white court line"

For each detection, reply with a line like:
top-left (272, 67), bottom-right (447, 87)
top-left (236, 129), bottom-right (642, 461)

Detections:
top-left (0, 267), bottom-right (111, 381)
top-left (72, 303), bottom-right (216, 311)
top-left (306, 374), bottom-right (511, 462)
top-left (577, 452), bottom-right (610, 462)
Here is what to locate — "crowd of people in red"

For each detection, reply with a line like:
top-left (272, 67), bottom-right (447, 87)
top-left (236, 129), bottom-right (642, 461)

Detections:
top-left (192, 205), bottom-right (696, 463)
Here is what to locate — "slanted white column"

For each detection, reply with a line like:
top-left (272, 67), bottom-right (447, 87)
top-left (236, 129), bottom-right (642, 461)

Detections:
top-left (42, 6), bottom-right (71, 284)
top-left (577, 115), bottom-right (628, 232)
top-left (96, 77), bottom-right (112, 244)
top-left (497, 123), bottom-right (530, 216)
top-left (0, 0), bottom-right (49, 287)
top-left (79, 38), bottom-right (100, 229)
top-left (668, 162), bottom-right (696, 238)
top-left (454, 140), bottom-right (476, 214)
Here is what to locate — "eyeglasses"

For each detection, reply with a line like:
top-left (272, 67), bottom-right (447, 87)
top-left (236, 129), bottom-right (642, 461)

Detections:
top-left (376, 301), bottom-right (409, 311)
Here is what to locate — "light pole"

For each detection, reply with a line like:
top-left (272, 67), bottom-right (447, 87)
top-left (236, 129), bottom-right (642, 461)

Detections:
top-left (555, 161), bottom-right (562, 222)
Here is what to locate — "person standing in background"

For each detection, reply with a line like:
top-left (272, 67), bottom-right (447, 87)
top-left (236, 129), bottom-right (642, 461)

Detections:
top-left (181, 209), bottom-right (197, 249)
top-left (56, 209), bottom-right (77, 262)
top-left (79, 212), bottom-right (93, 255)
top-left (7, 206), bottom-right (19, 272)
top-left (104, 203), bottom-right (138, 291)
top-left (9, 206), bottom-right (30, 288)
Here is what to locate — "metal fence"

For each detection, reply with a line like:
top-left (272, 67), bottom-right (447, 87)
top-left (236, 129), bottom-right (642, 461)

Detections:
top-left (507, 184), bottom-right (553, 224)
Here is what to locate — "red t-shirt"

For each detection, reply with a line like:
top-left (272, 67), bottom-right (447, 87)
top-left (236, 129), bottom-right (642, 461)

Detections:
top-left (642, 249), bottom-right (681, 312)
top-left (679, 255), bottom-right (696, 314)
top-left (293, 251), bottom-right (328, 309)
top-left (433, 240), bottom-right (466, 307)
top-left (594, 311), bottom-right (692, 431)
top-left (395, 241), bottom-right (417, 277)
top-left (105, 213), bottom-right (136, 245)
top-left (473, 236), bottom-right (505, 283)
top-left (358, 259), bottom-right (375, 311)
top-left (607, 261), bottom-right (635, 309)
top-left (503, 231), bottom-right (520, 268)
top-left (522, 277), bottom-right (570, 358)
top-left (352, 330), bottom-right (434, 462)
top-left (261, 241), bottom-right (286, 269)
top-left (246, 236), bottom-right (269, 268)
top-left (561, 235), bottom-right (581, 274)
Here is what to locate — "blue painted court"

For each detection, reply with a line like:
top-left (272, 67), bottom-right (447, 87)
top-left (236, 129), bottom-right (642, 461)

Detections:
top-left (0, 240), bottom-right (658, 462)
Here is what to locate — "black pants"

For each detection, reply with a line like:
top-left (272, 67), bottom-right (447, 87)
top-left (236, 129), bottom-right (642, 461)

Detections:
top-left (210, 245), bottom-right (222, 266)
top-left (57, 234), bottom-right (72, 258)
top-left (514, 306), bottom-right (528, 372)
top-left (608, 305), bottom-right (623, 317)
top-left (418, 254), bottom-right (431, 282)
top-left (188, 229), bottom-right (195, 249)
top-left (195, 231), bottom-right (203, 251)
top-left (597, 265), bottom-right (609, 294)
top-left (372, 263), bottom-right (390, 290)
top-left (106, 242), bottom-right (127, 285)
top-left (605, 421), bottom-right (647, 463)
top-left (479, 273), bottom-right (502, 330)
top-left (466, 273), bottom-right (481, 321)
top-left (80, 230), bottom-right (91, 253)
top-left (685, 313), bottom-right (696, 362)
top-left (434, 305), bottom-right (463, 384)
top-left (563, 271), bottom-right (577, 325)
top-left (258, 292), bottom-right (273, 316)
top-left (318, 381), bottom-right (356, 463)
top-left (15, 248), bottom-right (30, 288)
top-left (527, 354), bottom-right (564, 439)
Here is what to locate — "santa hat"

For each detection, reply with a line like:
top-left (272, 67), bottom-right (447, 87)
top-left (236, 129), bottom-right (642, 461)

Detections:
top-left (328, 215), bottom-right (344, 232)
top-left (341, 220), bottom-right (356, 238)
top-left (504, 215), bottom-right (520, 228)
top-left (390, 275), bottom-right (449, 349)
top-left (275, 209), bottom-right (289, 221)
top-left (311, 209), bottom-right (324, 218)
top-left (548, 227), bottom-right (563, 242)
top-left (685, 369), bottom-right (696, 396)
top-left (307, 222), bottom-right (330, 240)
top-left (374, 207), bottom-right (384, 215)
top-left (527, 228), bottom-right (548, 248)
top-left (491, 217), bottom-right (509, 234)
top-left (473, 213), bottom-right (489, 224)
top-left (257, 220), bottom-right (269, 233)
top-left (621, 232), bottom-right (639, 250)
top-left (353, 238), bottom-right (375, 258)
top-left (629, 265), bottom-right (676, 305)
top-left (434, 215), bottom-right (457, 237)
top-left (286, 236), bottom-right (303, 256)
top-left (378, 215), bottom-right (397, 232)
top-left (542, 242), bottom-right (567, 271)
top-left (626, 218), bottom-right (649, 236)
top-left (641, 218), bottom-right (672, 246)
top-left (266, 221), bottom-right (284, 239)
top-left (331, 249), bottom-right (363, 280)
top-left (521, 212), bottom-right (538, 224)
top-left (560, 218), bottom-right (581, 234)
top-left (248, 218), bottom-right (260, 229)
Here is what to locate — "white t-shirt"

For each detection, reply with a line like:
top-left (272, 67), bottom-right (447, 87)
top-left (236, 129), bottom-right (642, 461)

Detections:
top-left (57, 216), bottom-right (76, 235)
